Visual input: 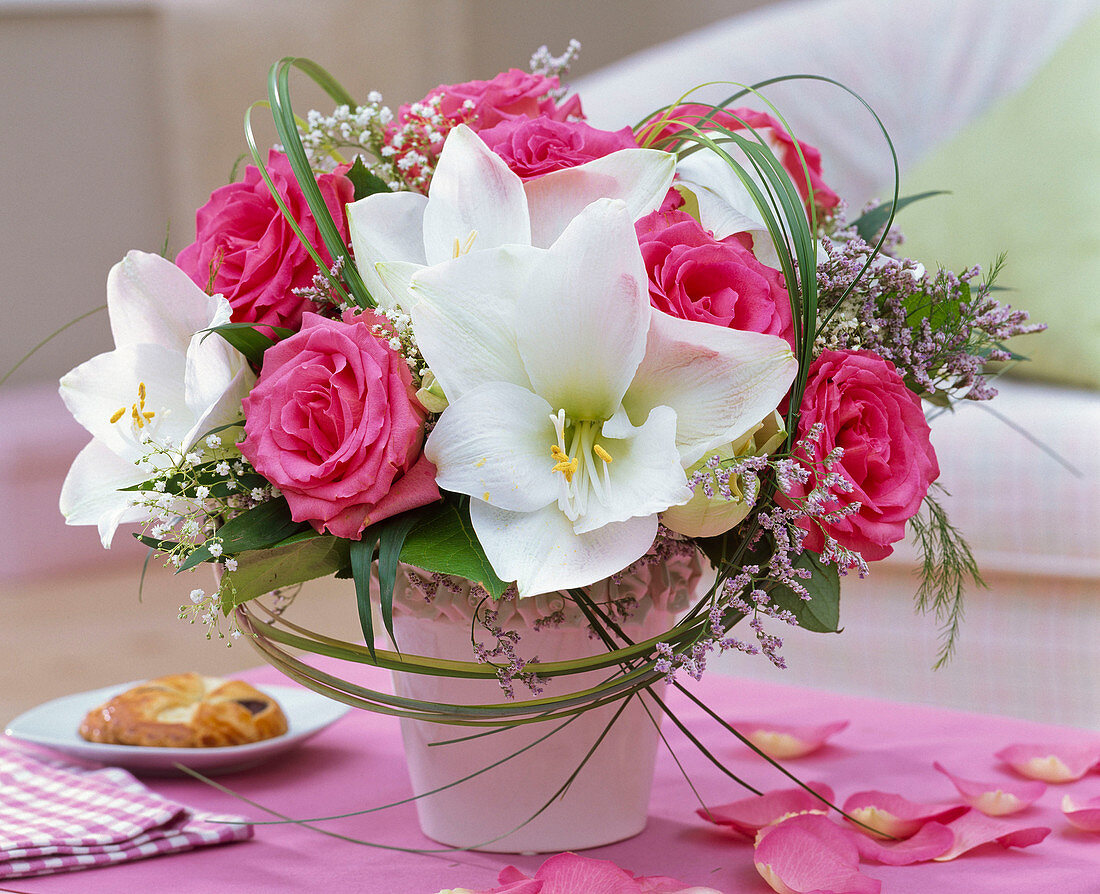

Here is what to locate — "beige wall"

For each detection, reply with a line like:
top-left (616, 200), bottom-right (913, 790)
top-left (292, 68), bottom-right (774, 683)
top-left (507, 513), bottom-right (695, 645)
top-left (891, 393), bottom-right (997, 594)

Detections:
top-left (2, 0), bottom-right (766, 390)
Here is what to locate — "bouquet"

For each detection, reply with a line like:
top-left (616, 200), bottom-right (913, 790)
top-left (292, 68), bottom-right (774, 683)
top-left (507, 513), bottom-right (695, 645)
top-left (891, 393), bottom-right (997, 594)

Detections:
top-left (55, 41), bottom-right (1042, 857)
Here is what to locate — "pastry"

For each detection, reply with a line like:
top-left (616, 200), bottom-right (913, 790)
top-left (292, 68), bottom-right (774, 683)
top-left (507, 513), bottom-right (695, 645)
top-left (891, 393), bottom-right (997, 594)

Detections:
top-left (78, 673), bottom-right (288, 747)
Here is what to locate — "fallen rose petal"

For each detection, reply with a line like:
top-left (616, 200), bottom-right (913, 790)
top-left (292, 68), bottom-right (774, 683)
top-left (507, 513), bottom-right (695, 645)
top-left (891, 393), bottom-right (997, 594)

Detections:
top-left (843, 790), bottom-right (968, 839)
top-left (1062, 794), bottom-right (1100, 832)
top-left (933, 762), bottom-right (1046, 815)
top-left (495, 853), bottom-right (722, 894)
top-left (737, 720), bottom-right (850, 759)
top-left (850, 821), bottom-right (955, 865)
top-left (754, 814), bottom-right (881, 894)
top-left (996, 742), bottom-right (1100, 782)
top-left (698, 783), bottom-right (836, 836)
top-left (933, 810), bottom-right (1051, 861)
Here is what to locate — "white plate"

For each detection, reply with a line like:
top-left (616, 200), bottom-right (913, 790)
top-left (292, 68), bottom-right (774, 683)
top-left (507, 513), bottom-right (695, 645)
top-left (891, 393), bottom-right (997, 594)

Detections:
top-left (3, 682), bottom-right (350, 776)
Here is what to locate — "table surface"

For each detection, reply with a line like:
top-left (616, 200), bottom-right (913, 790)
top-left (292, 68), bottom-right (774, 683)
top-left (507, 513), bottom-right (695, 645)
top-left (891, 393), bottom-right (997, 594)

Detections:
top-left (6, 661), bottom-right (1100, 894)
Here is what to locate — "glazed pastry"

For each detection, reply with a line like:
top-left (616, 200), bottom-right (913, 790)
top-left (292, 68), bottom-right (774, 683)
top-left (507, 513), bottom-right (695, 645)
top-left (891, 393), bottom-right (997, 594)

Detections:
top-left (78, 673), bottom-right (288, 747)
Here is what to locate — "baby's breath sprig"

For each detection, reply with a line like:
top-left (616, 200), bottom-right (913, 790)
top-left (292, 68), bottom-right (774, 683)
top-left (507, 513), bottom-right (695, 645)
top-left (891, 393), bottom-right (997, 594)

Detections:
top-left (529, 39), bottom-right (582, 84)
top-left (178, 586), bottom-right (245, 645)
top-left (292, 95), bottom-right (395, 178)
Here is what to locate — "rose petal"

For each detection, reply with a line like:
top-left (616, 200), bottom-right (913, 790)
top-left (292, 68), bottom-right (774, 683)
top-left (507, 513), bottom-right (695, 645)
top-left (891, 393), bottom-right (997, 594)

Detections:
top-left (843, 791), bottom-right (968, 839)
top-left (754, 815), bottom-right (881, 894)
top-left (996, 742), bottom-right (1100, 782)
top-left (1062, 794), bottom-right (1100, 832)
top-left (698, 784), bottom-right (836, 836)
top-left (850, 821), bottom-right (955, 865)
top-left (737, 720), bottom-right (849, 759)
top-left (933, 810), bottom-right (1051, 861)
top-left (932, 762), bottom-right (1046, 815)
top-left (493, 853), bottom-right (722, 894)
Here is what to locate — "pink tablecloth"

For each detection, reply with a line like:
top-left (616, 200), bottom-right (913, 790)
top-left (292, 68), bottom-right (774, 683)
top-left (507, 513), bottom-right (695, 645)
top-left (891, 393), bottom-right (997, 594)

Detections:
top-left (8, 663), bottom-right (1100, 893)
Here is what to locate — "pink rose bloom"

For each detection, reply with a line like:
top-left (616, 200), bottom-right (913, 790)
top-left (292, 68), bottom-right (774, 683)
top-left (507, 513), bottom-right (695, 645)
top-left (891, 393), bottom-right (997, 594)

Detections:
top-left (478, 115), bottom-right (638, 180)
top-left (643, 104), bottom-right (839, 216)
top-left (789, 349), bottom-right (939, 561)
top-left (411, 69), bottom-right (582, 132)
top-left (176, 150), bottom-right (354, 334)
top-left (636, 208), bottom-right (795, 349)
top-left (239, 312), bottom-right (439, 539)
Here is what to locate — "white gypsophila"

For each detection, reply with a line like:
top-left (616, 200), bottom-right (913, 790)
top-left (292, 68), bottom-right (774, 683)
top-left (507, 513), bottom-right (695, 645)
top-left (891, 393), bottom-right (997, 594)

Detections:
top-left (409, 199), bottom-right (796, 597)
top-left (58, 251), bottom-right (255, 547)
top-left (348, 123), bottom-right (675, 312)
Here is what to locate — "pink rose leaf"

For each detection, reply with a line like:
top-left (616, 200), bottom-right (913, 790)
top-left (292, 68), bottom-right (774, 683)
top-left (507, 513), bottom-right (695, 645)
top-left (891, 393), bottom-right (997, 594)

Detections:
top-left (933, 810), bottom-right (1051, 861)
top-left (753, 814), bottom-right (881, 894)
top-left (842, 790), bottom-right (968, 839)
top-left (1062, 794), bottom-right (1100, 832)
top-left (849, 821), bottom-right (954, 865)
top-left (496, 853), bottom-right (722, 894)
top-left (736, 720), bottom-right (849, 760)
top-left (995, 742), bottom-right (1100, 783)
top-left (697, 783), bottom-right (836, 837)
top-left (932, 761), bottom-right (1046, 815)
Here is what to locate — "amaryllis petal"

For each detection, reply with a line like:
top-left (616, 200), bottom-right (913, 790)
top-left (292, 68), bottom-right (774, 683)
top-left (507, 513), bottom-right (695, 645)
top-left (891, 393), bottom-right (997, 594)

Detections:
top-left (932, 810), bottom-right (1051, 861)
top-left (525, 147), bottom-right (676, 248)
top-left (842, 791), bottom-right (968, 839)
top-left (996, 742), bottom-right (1100, 782)
top-left (59, 439), bottom-right (158, 548)
top-left (932, 761), bottom-right (1046, 815)
top-left (738, 720), bottom-right (849, 759)
top-left (697, 783), bottom-right (836, 837)
top-left (1062, 794), bottom-right (1100, 832)
top-left (850, 821), bottom-right (954, 865)
top-left (347, 190), bottom-right (429, 307)
top-left (421, 125), bottom-right (531, 266)
top-left (754, 814), bottom-right (881, 894)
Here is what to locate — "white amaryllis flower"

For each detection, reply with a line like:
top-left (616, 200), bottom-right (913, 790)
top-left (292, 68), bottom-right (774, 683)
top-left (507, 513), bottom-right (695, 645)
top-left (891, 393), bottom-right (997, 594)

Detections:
top-left (59, 251), bottom-right (256, 547)
top-left (347, 123), bottom-right (675, 310)
top-left (409, 199), bottom-right (797, 597)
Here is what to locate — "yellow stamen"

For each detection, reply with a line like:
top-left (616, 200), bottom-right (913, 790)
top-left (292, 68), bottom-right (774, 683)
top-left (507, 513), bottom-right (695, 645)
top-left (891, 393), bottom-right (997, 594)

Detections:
top-left (593, 444), bottom-right (613, 463)
top-left (138, 381), bottom-right (146, 402)
top-left (552, 458), bottom-right (578, 483)
top-left (110, 407), bottom-right (126, 424)
top-left (452, 237), bottom-right (461, 258)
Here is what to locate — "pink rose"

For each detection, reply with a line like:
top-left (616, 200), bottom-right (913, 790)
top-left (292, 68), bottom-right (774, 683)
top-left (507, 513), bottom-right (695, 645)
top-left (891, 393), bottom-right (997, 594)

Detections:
top-left (788, 349), bottom-right (939, 561)
top-left (636, 208), bottom-right (795, 348)
top-left (411, 69), bottom-right (582, 132)
top-left (239, 312), bottom-right (439, 539)
top-left (478, 116), bottom-right (637, 180)
top-left (642, 104), bottom-right (839, 216)
top-left (176, 150), bottom-right (354, 334)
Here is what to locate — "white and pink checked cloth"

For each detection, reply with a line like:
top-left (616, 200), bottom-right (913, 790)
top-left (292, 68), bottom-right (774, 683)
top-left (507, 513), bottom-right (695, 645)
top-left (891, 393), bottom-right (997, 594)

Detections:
top-left (0, 748), bottom-right (252, 879)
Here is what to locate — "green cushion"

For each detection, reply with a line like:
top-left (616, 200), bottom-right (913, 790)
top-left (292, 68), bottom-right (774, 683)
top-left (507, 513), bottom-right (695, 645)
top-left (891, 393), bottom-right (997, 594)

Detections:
top-left (896, 10), bottom-right (1100, 390)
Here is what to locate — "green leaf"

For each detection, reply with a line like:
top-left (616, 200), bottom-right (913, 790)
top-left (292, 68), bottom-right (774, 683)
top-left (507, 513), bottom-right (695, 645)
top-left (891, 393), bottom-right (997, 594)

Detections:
top-left (218, 531), bottom-right (350, 611)
top-left (376, 511), bottom-right (422, 652)
top-left (399, 498), bottom-right (509, 597)
top-left (767, 551), bottom-right (841, 633)
top-left (350, 535), bottom-right (379, 659)
top-left (203, 322), bottom-right (292, 366)
top-left (852, 190), bottom-right (949, 242)
top-left (180, 497), bottom-right (308, 571)
top-left (347, 156), bottom-right (391, 201)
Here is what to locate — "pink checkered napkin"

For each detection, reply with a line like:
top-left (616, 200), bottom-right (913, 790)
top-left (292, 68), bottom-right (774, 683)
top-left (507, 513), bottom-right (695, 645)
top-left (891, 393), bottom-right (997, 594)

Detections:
top-left (0, 749), bottom-right (252, 879)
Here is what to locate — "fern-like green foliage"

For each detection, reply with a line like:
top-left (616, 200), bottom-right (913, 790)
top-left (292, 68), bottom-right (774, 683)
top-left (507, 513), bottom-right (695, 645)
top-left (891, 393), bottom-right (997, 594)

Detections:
top-left (908, 488), bottom-right (985, 668)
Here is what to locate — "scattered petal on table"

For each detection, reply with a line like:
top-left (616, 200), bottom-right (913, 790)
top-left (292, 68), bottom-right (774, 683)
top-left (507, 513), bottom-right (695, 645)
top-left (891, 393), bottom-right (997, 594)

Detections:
top-left (1062, 795), bottom-right (1100, 832)
top-left (842, 790), bottom-right (969, 839)
top-left (754, 814), bottom-right (881, 894)
top-left (697, 783), bottom-right (836, 836)
top-left (850, 821), bottom-right (955, 865)
top-left (736, 720), bottom-right (850, 759)
top-left (932, 810), bottom-right (1051, 861)
top-left (491, 853), bottom-right (722, 894)
top-left (932, 762), bottom-right (1046, 816)
top-left (995, 743), bottom-right (1100, 783)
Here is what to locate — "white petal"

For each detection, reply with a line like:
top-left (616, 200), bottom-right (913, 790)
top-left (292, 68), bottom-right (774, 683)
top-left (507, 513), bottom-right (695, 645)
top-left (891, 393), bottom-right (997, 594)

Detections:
top-left (623, 310), bottom-right (797, 466)
top-left (374, 260), bottom-right (424, 311)
top-left (676, 146), bottom-right (768, 240)
top-left (422, 124), bottom-right (530, 265)
top-left (59, 344), bottom-right (192, 459)
top-left (470, 501), bottom-right (658, 598)
top-left (59, 439), bottom-right (151, 547)
top-left (424, 382), bottom-right (559, 513)
top-left (409, 245), bottom-right (540, 400)
top-left (183, 299), bottom-right (254, 440)
top-left (518, 199), bottom-right (650, 420)
top-left (525, 148), bottom-right (676, 248)
top-left (573, 405), bottom-right (691, 534)
top-left (347, 191), bottom-right (428, 309)
top-left (107, 251), bottom-right (225, 350)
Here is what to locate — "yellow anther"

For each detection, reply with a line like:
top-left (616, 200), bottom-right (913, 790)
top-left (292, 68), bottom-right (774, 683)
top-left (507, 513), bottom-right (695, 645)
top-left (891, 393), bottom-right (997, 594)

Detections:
top-left (110, 407), bottom-right (126, 424)
top-left (138, 381), bottom-right (147, 402)
top-left (452, 231), bottom-right (479, 258)
top-left (143, 412), bottom-right (155, 421)
top-left (452, 237), bottom-right (461, 259)
top-left (550, 445), bottom-right (567, 460)
top-left (552, 458), bottom-right (578, 483)
top-left (593, 444), bottom-right (613, 463)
